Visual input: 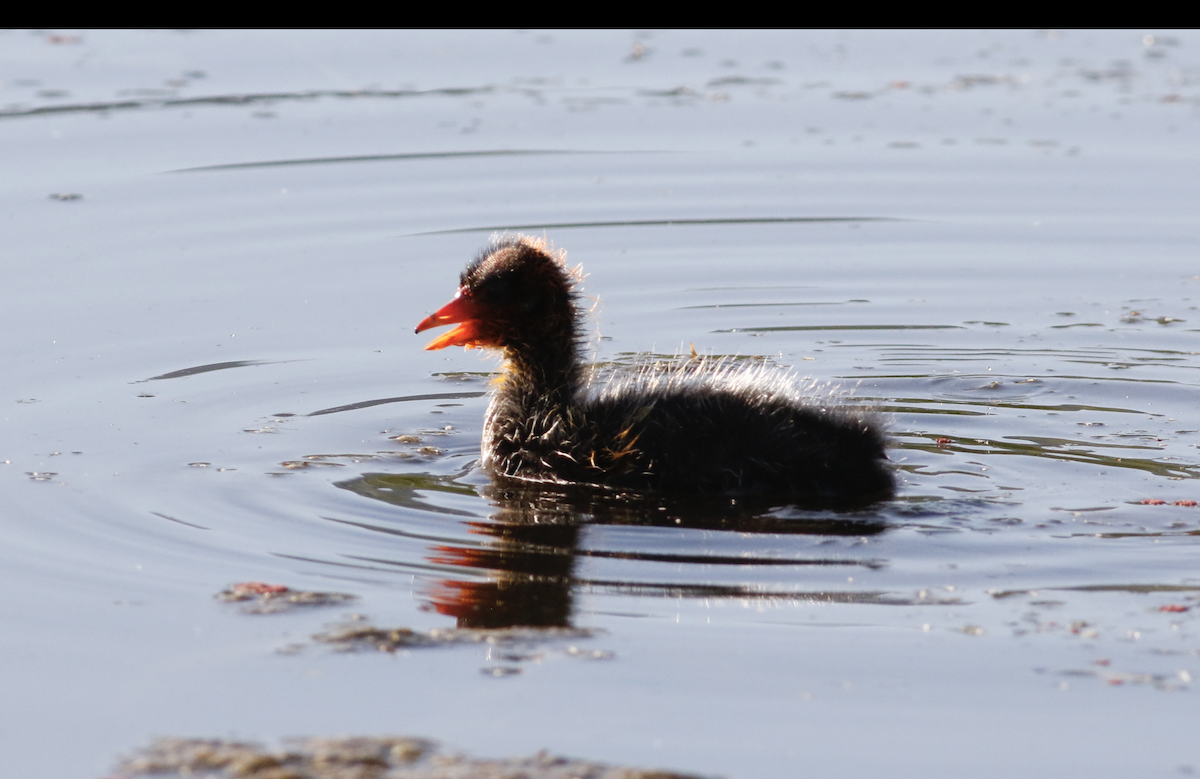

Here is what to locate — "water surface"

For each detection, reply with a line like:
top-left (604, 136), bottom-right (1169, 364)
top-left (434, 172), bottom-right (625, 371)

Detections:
top-left (2, 29), bottom-right (1199, 778)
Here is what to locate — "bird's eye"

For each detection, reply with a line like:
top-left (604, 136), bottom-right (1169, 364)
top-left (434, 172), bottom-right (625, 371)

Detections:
top-left (478, 274), bottom-right (515, 303)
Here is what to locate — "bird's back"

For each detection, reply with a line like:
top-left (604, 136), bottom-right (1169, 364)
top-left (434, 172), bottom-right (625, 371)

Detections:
top-left (486, 358), bottom-right (894, 507)
top-left (585, 367), bottom-right (892, 503)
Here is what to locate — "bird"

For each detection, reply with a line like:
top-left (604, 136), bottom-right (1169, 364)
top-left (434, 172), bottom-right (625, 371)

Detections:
top-left (415, 236), bottom-right (894, 507)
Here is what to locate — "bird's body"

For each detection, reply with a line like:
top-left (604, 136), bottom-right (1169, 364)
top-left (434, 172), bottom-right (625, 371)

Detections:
top-left (416, 236), bottom-right (894, 507)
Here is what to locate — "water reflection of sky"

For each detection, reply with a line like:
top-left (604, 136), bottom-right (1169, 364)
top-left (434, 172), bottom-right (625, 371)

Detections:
top-left (3, 29), bottom-right (1200, 778)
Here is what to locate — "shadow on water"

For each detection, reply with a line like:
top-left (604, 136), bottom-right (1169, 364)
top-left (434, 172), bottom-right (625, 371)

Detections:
top-left (418, 215), bottom-right (896, 235)
top-left (331, 472), bottom-right (890, 630)
top-left (892, 431), bottom-right (1200, 480)
top-left (0, 86), bottom-right (498, 120)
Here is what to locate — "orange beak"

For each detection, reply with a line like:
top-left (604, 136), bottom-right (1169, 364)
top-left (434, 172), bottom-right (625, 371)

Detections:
top-left (415, 289), bottom-right (488, 350)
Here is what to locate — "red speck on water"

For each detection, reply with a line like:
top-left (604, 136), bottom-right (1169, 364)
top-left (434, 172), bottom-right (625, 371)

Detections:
top-left (1173, 500), bottom-right (1197, 507)
top-left (233, 582), bottom-right (289, 594)
top-left (1159, 605), bottom-right (1189, 613)
top-left (1140, 498), bottom-right (1167, 505)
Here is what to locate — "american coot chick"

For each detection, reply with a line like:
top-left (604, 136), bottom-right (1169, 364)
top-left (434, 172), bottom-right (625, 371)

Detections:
top-left (415, 236), bottom-right (895, 507)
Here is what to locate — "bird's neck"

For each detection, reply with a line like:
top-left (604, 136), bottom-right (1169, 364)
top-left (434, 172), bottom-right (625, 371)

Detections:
top-left (500, 343), bottom-right (582, 407)
top-left (481, 327), bottom-right (585, 477)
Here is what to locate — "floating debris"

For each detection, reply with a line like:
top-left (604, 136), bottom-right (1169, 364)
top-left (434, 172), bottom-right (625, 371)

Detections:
top-left (280, 459), bottom-right (347, 469)
top-left (117, 735), bottom-right (706, 779)
top-left (119, 736), bottom-right (431, 777)
top-left (313, 623), bottom-right (597, 653)
top-left (1057, 667), bottom-right (1190, 692)
top-left (216, 582), bottom-right (358, 614)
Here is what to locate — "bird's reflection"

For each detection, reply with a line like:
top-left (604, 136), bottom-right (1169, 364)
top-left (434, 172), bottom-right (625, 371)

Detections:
top-left (335, 472), bottom-right (889, 630)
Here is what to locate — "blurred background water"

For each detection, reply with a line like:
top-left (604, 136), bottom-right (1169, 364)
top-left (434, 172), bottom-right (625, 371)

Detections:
top-left (2, 29), bottom-right (1200, 778)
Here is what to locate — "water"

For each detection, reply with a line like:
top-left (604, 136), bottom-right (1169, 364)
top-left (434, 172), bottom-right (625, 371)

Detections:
top-left (2, 29), bottom-right (1200, 778)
